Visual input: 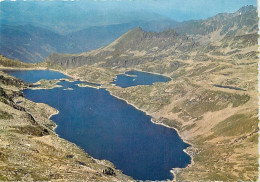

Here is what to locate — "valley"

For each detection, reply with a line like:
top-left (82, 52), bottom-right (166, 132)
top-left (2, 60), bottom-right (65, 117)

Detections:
top-left (42, 5), bottom-right (259, 181)
top-left (0, 4), bottom-right (258, 182)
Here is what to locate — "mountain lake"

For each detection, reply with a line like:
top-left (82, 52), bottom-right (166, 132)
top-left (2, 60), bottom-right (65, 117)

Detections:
top-left (4, 70), bottom-right (191, 181)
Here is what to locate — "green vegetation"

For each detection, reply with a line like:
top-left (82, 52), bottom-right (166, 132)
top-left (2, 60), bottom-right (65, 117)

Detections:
top-left (184, 91), bottom-right (250, 117)
top-left (182, 123), bottom-right (197, 131)
top-left (178, 139), bottom-right (258, 181)
top-left (11, 125), bottom-right (49, 137)
top-left (140, 61), bottom-right (185, 75)
top-left (34, 79), bottom-right (61, 89)
top-left (77, 82), bottom-right (100, 89)
top-left (39, 61), bottom-right (65, 71)
top-left (0, 55), bottom-right (34, 68)
top-left (247, 133), bottom-right (258, 143)
top-left (68, 66), bottom-right (118, 84)
top-left (171, 106), bottom-right (181, 113)
top-left (0, 110), bottom-right (13, 120)
top-left (0, 173), bottom-right (8, 181)
top-left (213, 114), bottom-right (258, 136)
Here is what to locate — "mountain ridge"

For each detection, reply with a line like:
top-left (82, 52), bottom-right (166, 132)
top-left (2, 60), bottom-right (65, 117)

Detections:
top-left (0, 24), bottom-right (81, 63)
top-left (1, 5), bottom-right (257, 63)
top-left (44, 27), bottom-right (197, 69)
top-left (44, 5), bottom-right (258, 68)
top-left (0, 20), bottom-right (178, 63)
top-left (173, 5), bottom-right (258, 37)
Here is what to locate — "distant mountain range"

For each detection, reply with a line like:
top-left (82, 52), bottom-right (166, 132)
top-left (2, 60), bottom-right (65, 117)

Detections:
top-left (0, 20), bottom-right (178, 63)
top-left (44, 5), bottom-right (258, 69)
top-left (0, 24), bottom-right (80, 63)
top-left (0, 1), bottom-right (167, 34)
top-left (0, 5), bottom-right (257, 63)
top-left (173, 5), bottom-right (257, 36)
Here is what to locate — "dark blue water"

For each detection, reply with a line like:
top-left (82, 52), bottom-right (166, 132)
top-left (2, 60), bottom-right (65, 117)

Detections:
top-left (112, 71), bottom-right (171, 88)
top-left (3, 70), bottom-right (67, 83)
top-left (213, 84), bottom-right (246, 91)
top-left (9, 70), bottom-right (190, 181)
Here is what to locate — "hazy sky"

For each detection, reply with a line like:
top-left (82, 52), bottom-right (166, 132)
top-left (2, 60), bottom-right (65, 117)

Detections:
top-left (136, 0), bottom-right (258, 20)
top-left (80, 0), bottom-right (258, 20)
top-left (0, 0), bottom-right (257, 21)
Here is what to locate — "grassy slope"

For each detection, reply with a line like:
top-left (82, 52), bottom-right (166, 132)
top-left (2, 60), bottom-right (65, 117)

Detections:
top-left (0, 54), bottom-right (35, 68)
top-left (44, 30), bottom-right (257, 181)
top-left (104, 32), bottom-right (258, 181)
top-left (42, 24), bottom-right (258, 181)
top-left (9, 32), bottom-right (257, 181)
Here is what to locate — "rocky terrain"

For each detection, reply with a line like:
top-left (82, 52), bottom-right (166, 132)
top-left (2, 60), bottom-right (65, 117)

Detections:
top-left (174, 5), bottom-right (258, 36)
top-left (41, 5), bottom-right (259, 181)
top-left (0, 5), bottom-right (258, 182)
top-left (0, 71), bottom-right (132, 181)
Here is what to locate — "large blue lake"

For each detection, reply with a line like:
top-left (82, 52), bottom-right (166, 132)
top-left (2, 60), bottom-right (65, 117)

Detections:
top-left (5, 70), bottom-right (190, 181)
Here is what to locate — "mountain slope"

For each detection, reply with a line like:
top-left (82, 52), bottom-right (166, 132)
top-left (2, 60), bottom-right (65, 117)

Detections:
top-left (44, 27), bottom-right (197, 69)
top-left (1, 5), bottom-right (256, 64)
top-left (0, 54), bottom-right (34, 68)
top-left (42, 5), bottom-right (258, 181)
top-left (0, 25), bottom-right (81, 63)
top-left (65, 19), bottom-right (178, 52)
top-left (104, 31), bottom-right (258, 181)
top-left (0, 60), bottom-right (132, 181)
top-left (44, 5), bottom-right (257, 69)
top-left (0, 20), bottom-right (178, 63)
top-left (2, 5), bottom-right (258, 181)
top-left (173, 5), bottom-right (258, 43)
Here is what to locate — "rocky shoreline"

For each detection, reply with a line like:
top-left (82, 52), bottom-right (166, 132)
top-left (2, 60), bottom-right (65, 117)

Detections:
top-left (1, 67), bottom-right (194, 181)
top-left (106, 86), bottom-right (194, 180)
top-left (0, 71), bottom-right (133, 181)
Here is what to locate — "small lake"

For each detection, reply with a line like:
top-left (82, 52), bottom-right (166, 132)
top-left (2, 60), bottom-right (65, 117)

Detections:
top-left (213, 84), bottom-right (246, 91)
top-left (112, 71), bottom-right (171, 88)
top-left (6, 70), bottom-right (190, 181)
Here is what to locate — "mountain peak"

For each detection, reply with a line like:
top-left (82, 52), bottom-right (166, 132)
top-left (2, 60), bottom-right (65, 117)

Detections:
top-left (160, 29), bottom-right (179, 37)
top-left (172, 5), bottom-right (257, 37)
top-left (132, 27), bottom-right (143, 32)
top-left (121, 27), bottom-right (179, 41)
top-left (237, 5), bottom-right (257, 14)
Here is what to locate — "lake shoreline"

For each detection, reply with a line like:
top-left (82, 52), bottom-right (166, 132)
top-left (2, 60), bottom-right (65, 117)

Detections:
top-left (125, 68), bottom-right (172, 79)
top-left (2, 66), bottom-right (193, 181)
top-left (106, 89), bottom-right (194, 180)
top-left (48, 109), bottom-right (60, 132)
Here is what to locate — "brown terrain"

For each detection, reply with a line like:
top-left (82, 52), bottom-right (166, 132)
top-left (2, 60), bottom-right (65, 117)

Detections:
top-left (0, 5), bottom-right (258, 182)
